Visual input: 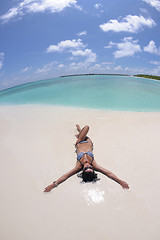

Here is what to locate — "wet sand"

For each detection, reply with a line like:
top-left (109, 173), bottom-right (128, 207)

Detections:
top-left (0, 105), bottom-right (160, 240)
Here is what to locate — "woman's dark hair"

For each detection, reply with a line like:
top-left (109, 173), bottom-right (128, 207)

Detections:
top-left (77, 170), bottom-right (100, 183)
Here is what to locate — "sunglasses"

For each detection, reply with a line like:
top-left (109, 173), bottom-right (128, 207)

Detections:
top-left (83, 166), bottom-right (93, 171)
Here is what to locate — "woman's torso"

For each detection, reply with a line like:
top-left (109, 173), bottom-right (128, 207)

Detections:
top-left (76, 138), bottom-right (94, 166)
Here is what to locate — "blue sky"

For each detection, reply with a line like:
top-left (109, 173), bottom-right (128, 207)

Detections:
top-left (0, 0), bottom-right (160, 90)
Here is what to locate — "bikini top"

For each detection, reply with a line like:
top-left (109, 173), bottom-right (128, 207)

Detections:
top-left (77, 151), bottom-right (94, 167)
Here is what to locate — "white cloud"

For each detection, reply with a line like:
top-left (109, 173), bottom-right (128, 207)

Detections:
top-left (77, 31), bottom-right (87, 36)
top-left (94, 3), bottom-right (103, 9)
top-left (36, 62), bottom-right (54, 73)
top-left (114, 66), bottom-right (123, 71)
top-left (71, 49), bottom-right (97, 62)
top-left (99, 15), bottom-right (156, 33)
top-left (104, 45), bottom-right (112, 49)
top-left (104, 42), bottom-right (114, 49)
top-left (21, 66), bottom-right (32, 72)
top-left (0, 52), bottom-right (4, 70)
top-left (69, 62), bottom-right (76, 67)
top-left (124, 67), bottom-right (145, 74)
top-left (107, 37), bottom-right (142, 58)
top-left (105, 66), bottom-right (111, 70)
top-left (46, 39), bottom-right (97, 63)
top-left (57, 64), bottom-right (64, 68)
top-left (0, 0), bottom-right (80, 23)
top-left (143, 0), bottom-right (160, 11)
top-left (92, 64), bottom-right (101, 69)
top-left (68, 61), bottom-right (88, 71)
top-left (123, 65), bottom-right (160, 75)
top-left (46, 39), bottom-right (86, 53)
top-left (144, 40), bottom-right (160, 55)
top-left (150, 60), bottom-right (160, 65)
top-left (139, 8), bottom-right (149, 14)
top-left (102, 62), bottom-right (113, 65)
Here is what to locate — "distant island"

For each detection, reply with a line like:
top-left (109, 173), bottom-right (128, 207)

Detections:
top-left (61, 73), bottom-right (129, 77)
top-left (61, 73), bottom-right (160, 81)
top-left (134, 74), bottom-right (160, 81)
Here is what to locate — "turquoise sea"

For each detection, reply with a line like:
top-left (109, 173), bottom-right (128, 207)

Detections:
top-left (0, 75), bottom-right (160, 112)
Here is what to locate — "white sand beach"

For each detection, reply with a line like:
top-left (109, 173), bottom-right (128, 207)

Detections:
top-left (0, 105), bottom-right (160, 240)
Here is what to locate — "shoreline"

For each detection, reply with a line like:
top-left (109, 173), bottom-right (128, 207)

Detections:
top-left (1, 103), bottom-right (160, 113)
top-left (133, 75), bottom-right (160, 83)
top-left (134, 74), bottom-right (160, 81)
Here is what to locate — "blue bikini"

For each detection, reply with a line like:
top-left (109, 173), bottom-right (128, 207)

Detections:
top-left (76, 139), bottom-right (94, 167)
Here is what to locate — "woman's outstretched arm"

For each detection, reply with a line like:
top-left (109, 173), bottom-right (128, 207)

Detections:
top-left (93, 161), bottom-right (129, 189)
top-left (44, 164), bottom-right (81, 193)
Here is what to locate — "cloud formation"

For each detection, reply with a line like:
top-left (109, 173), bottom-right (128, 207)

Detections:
top-left (114, 66), bottom-right (123, 71)
top-left (143, 0), bottom-right (160, 11)
top-left (71, 49), bottom-right (97, 62)
top-left (46, 39), bottom-right (96, 63)
top-left (36, 62), bottom-right (54, 73)
top-left (21, 66), bottom-right (32, 72)
top-left (150, 61), bottom-right (160, 65)
top-left (0, 52), bottom-right (4, 69)
top-left (46, 39), bottom-right (86, 52)
top-left (144, 40), bottom-right (160, 55)
top-left (0, 0), bottom-right (80, 23)
top-left (107, 37), bottom-right (142, 58)
top-left (77, 31), bottom-right (87, 36)
top-left (94, 3), bottom-right (103, 9)
top-left (99, 15), bottom-right (156, 33)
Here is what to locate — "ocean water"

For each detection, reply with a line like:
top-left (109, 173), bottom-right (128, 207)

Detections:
top-left (0, 75), bottom-right (160, 111)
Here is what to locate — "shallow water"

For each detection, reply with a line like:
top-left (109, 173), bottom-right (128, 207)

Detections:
top-left (0, 75), bottom-right (160, 111)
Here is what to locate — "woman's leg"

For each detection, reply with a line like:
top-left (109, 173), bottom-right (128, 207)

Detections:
top-left (76, 124), bottom-right (81, 133)
top-left (76, 125), bottom-right (89, 143)
top-left (75, 124), bottom-right (81, 139)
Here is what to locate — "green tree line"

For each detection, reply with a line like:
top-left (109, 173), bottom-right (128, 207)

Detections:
top-left (134, 74), bottom-right (160, 80)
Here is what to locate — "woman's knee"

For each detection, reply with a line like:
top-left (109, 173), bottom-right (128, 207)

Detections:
top-left (84, 125), bottom-right (89, 131)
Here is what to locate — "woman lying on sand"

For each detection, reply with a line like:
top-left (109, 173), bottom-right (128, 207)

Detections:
top-left (44, 125), bottom-right (129, 192)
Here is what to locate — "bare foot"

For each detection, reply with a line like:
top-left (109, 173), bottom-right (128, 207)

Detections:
top-left (76, 124), bottom-right (81, 133)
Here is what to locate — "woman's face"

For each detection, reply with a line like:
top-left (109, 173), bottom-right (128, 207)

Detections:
top-left (83, 163), bottom-right (94, 173)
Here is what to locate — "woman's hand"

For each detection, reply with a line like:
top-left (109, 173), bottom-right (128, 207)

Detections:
top-left (44, 183), bottom-right (54, 193)
top-left (120, 181), bottom-right (129, 189)
top-left (43, 165), bottom-right (81, 193)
